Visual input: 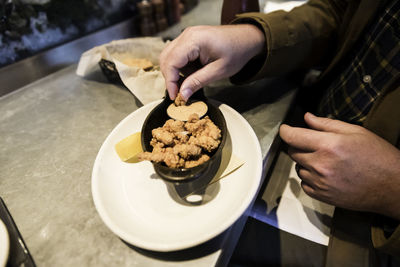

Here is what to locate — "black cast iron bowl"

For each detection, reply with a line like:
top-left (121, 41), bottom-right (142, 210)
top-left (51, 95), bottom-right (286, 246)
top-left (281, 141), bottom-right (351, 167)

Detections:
top-left (141, 90), bottom-right (227, 183)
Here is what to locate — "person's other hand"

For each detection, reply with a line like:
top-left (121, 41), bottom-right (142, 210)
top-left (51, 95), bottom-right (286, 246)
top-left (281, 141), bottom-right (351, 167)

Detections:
top-left (159, 24), bottom-right (265, 100)
top-left (279, 112), bottom-right (400, 220)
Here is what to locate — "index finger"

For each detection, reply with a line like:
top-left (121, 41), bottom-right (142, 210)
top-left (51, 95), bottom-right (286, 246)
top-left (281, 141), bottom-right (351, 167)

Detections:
top-left (162, 64), bottom-right (180, 100)
top-left (159, 39), bottom-right (200, 99)
top-left (279, 124), bottom-right (326, 151)
top-left (159, 42), bottom-right (183, 99)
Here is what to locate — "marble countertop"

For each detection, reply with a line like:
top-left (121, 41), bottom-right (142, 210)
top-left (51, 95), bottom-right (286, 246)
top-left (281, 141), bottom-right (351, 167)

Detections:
top-left (0, 65), bottom-right (295, 267)
top-left (0, 1), bottom-right (297, 266)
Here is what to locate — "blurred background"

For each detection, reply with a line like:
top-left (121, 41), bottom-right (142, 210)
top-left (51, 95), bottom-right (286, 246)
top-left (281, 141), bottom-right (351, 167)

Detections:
top-left (0, 0), bottom-right (200, 68)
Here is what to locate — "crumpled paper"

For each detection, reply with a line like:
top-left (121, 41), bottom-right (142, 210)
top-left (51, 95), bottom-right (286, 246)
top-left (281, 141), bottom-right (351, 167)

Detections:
top-left (76, 37), bottom-right (168, 105)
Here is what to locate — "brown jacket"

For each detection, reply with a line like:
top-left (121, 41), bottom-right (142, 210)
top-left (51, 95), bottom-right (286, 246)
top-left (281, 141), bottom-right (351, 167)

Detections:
top-left (232, 0), bottom-right (400, 265)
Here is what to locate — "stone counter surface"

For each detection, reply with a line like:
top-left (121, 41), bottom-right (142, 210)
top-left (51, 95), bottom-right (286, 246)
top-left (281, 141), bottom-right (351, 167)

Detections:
top-left (0, 1), bottom-right (296, 265)
top-left (1, 67), bottom-right (141, 266)
top-left (0, 64), bottom-right (295, 266)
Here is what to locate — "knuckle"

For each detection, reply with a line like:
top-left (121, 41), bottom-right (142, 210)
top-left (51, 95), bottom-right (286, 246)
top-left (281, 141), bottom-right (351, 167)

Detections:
top-left (301, 182), bottom-right (316, 197)
top-left (182, 26), bottom-right (195, 35)
top-left (313, 162), bottom-right (334, 178)
top-left (182, 26), bottom-right (202, 38)
top-left (215, 64), bottom-right (230, 77)
top-left (190, 77), bottom-right (204, 89)
top-left (187, 46), bottom-right (200, 62)
top-left (319, 136), bottom-right (344, 156)
top-left (321, 117), bottom-right (333, 127)
top-left (319, 138), bottom-right (334, 152)
top-left (314, 179), bottom-right (330, 191)
top-left (279, 125), bottom-right (288, 140)
top-left (353, 124), bottom-right (367, 134)
top-left (283, 129), bottom-right (296, 145)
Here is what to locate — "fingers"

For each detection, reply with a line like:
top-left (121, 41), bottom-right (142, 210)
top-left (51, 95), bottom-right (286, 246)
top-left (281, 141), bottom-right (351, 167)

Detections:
top-left (179, 60), bottom-right (228, 101)
top-left (295, 163), bottom-right (318, 196)
top-left (289, 147), bottom-right (314, 170)
top-left (295, 163), bottom-right (328, 201)
top-left (164, 65), bottom-right (181, 100)
top-left (295, 163), bottom-right (314, 183)
top-left (160, 37), bottom-right (201, 100)
top-left (160, 24), bottom-right (265, 101)
top-left (280, 113), bottom-right (360, 151)
top-left (279, 124), bottom-right (325, 151)
top-left (301, 180), bottom-right (317, 198)
top-left (304, 112), bottom-right (359, 134)
top-left (160, 39), bottom-right (227, 100)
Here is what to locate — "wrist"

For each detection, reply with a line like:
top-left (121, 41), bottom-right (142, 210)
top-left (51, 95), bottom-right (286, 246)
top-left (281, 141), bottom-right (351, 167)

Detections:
top-left (246, 24), bottom-right (266, 58)
top-left (233, 23), bottom-right (266, 59)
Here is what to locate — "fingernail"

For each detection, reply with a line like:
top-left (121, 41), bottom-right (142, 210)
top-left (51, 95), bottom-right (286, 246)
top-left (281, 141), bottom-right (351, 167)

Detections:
top-left (306, 112), bottom-right (316, 118)
top-left (166, 89), bottom-right (174, 100)
top-left (181, 88), bottom-right (192, 101)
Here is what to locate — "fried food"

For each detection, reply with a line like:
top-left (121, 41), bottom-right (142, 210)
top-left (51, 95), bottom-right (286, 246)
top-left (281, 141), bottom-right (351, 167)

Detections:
top-left (174, 93), bottom-right (186, 106)
top-left (188, 135), bottom-right (220, 152)
top-left (163, 119), bottom-right (185, 132)
top-left (184, 154), bottom-right (210, 168)
top-left (185, 114), bottom-right (221, 152)
top-left (138, 114), bottom-right (221, 168)
top-left (152, 128), bottom-right (175, 146)
top-left (173, 143), bottom-right (202, 158)
top-left (121, 58), bottom-right (153, 70)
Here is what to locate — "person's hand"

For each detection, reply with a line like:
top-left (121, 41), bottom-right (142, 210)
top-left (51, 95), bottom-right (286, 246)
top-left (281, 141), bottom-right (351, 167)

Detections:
top-left (159, 24), bottom-right (265, 100)
top-left (279, 112), bottom-right (400, 220)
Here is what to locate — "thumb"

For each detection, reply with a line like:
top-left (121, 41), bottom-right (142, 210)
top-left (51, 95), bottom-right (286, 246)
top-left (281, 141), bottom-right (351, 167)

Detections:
top-left (304, 112), bottom-right (357, 134)
top-left (179, 60), bottom-right (227, 101)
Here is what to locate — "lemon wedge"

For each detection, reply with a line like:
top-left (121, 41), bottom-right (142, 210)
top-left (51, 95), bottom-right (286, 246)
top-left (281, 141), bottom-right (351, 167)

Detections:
top-left (115, 132), bottom-right (143, 163)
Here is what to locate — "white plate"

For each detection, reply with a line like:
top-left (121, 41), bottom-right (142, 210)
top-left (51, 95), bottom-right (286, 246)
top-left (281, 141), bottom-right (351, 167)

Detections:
top-left (0, 219), bottom-right (9, 267)
top-left (92, 100), bottom-right (262, 252)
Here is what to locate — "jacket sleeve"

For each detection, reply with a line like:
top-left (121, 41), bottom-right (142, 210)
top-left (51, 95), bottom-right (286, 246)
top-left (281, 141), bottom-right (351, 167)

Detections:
top-left (367, 80), bottom-right (400, 257)
top-left (372, 221), bottom-right (400, 257)
top-left (230, 0), bottom-right (349, 84)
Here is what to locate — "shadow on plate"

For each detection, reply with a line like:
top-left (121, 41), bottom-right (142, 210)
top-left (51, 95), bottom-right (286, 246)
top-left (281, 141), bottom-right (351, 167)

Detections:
top-left (151, 130), bottom-right (233, 206)
top-left (118, 132), bottom-right (240, 261)
top-left (165, 156), bottom-right (221, 206)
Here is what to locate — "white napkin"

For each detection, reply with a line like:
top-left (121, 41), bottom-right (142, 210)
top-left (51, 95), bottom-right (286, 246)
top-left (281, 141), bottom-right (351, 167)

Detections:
top-left (255, 151), bottom-right (334, 246)
top-left (76, 37), bottom-right (167, 105)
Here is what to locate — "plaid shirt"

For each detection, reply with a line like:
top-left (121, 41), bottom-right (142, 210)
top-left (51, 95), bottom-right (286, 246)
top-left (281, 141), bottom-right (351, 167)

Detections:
top-left (318, 0), bottom-right (400, 125)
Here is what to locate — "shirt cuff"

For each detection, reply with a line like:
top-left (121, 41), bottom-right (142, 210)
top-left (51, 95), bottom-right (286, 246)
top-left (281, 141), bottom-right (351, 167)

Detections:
top-left (229, 11), bottom-right (310, 84)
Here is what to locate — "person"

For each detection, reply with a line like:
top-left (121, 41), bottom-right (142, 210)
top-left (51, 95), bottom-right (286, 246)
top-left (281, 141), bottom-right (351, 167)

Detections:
top-left (159, 0), bottom-right (400, 265)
